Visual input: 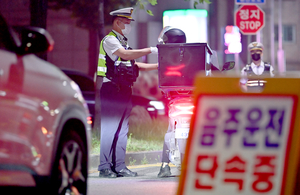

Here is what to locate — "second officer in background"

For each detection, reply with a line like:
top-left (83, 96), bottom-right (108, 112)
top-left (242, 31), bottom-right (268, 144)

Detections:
top-left (241, 41), bottom-right (274, 77)
top-left (240, 42), bottom-right (275, 88)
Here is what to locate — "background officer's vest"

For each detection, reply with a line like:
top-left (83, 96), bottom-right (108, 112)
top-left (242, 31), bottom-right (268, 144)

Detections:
top-left (244, 63), bottom-right (271, 76)
top-left (97, 31), bottom-right (139, 85)
top-left (243, 63), bottom-right (272, 87)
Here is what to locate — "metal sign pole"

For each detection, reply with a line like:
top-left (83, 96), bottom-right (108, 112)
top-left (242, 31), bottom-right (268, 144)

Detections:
top-left (256, 31), bottom-right (261, 43)
top-left (235, 53), bottom-right (240, 74)
top-left (270, 0), bottom-right (275, 70)
top-left (277, 0), bottom-right (286, 73)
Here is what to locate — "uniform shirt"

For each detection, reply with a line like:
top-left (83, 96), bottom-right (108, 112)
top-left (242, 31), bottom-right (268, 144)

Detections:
top-left (241, 61), bottom-right (274, 77)
top-left (102, 30), bottom-right (128, 61)
top-left (240, 61), bottom-right (274, 84)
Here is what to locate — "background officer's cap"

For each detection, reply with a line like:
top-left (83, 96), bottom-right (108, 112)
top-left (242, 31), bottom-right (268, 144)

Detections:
top-left (248, 42), bottom-right (264, 51)
top-left (110, 7), bottom-right (135, 21)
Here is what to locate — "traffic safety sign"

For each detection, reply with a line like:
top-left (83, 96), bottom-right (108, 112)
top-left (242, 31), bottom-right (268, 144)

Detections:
top-left (235, 4), bottom-right (265, 35)
top-left (177, 74), bottom-right (300, 195)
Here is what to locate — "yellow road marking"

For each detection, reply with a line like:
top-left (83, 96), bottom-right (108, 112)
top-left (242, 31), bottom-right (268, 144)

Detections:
top-left (89, 163), bottom-right (177, 173)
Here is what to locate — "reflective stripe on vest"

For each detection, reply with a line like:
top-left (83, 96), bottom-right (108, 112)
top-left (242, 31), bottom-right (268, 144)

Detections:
top-left (114, 61), bottom-right (131, 66)
top-left (97, 53), bottom-right (107, 75)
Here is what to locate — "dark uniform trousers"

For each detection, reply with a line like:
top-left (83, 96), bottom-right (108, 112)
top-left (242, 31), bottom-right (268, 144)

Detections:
top-left (98, 81), bottom-right (132, 172)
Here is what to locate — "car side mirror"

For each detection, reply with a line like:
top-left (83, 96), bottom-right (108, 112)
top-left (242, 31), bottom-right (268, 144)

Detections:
top-left (13, 26), bottom-right (54, 55)
top-left (222, 61), bottom-right (235, 71)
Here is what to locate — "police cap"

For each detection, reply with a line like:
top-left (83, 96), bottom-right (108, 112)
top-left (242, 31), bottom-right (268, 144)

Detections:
top-left (110, 7), bottom-right (135, 21)
top-left (248, 42), bottom-right (264, 52)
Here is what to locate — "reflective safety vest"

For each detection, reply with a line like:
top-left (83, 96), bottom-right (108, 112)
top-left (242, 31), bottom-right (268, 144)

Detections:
top-left (243, 63), bottom-right (272, 87)
top-left (243, 63), bottom-right (271, 76)
top-left (97, 31), bottom-right (138, 85)
top-left (97, 31), bottom-right (122, 76)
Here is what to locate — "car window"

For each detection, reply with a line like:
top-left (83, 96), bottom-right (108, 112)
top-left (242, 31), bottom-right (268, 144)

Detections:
top-left (67, 74), bottom-right (95, 92)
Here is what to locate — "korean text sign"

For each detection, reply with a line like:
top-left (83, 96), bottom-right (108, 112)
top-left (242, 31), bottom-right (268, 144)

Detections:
top-left (177, 76), bottom-right (300, 195)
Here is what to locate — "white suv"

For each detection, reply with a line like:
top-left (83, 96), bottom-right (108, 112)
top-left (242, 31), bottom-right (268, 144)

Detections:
top-left (0, 13), bottom-right (91, 194)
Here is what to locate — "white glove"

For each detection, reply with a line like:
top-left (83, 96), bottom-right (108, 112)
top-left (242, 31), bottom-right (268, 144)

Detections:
top-left (150, 47), bottom-right (158, 54)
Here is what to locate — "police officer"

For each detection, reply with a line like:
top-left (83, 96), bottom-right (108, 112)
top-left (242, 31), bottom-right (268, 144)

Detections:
top-left (97, 7), bottom-right (158, 178)
top-left (241, 42), bottom-right (274, 77)
top-left (240, 42), bottom-right (274, 87)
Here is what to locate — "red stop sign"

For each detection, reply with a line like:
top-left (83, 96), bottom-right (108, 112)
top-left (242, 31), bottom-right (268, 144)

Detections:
top-left (235, 5), bottom-right (265, 35)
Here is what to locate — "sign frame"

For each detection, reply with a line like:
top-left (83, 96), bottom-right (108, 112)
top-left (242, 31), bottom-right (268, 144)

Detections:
top-left (236, 0), bottom-right (265, 4)
top-left (177, 75), bottom-right (300, 195)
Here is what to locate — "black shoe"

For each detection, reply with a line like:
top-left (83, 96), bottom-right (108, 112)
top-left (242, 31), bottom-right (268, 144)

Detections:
top-left (99, 168), bottom-right (117, 178)
top-left (117, 167), bottom-right (138, 177)
top-left (157, 164), bottom-right (171, 178)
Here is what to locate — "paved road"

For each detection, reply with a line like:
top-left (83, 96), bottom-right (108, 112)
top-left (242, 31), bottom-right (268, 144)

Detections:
top-left (87, 163), bottom-right (181, 195)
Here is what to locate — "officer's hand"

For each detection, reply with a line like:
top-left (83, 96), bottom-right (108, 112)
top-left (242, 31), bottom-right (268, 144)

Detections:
top-left (150, 47), bottom-right (158, 54)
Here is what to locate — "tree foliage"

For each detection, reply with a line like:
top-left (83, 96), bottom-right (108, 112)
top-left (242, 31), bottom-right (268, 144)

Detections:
top-left (136, 0), bottom-right (158, 16)
top-left (191, 0), bottom-right (211, 8)
top-left (48, 0), bottom-right (210, 30)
